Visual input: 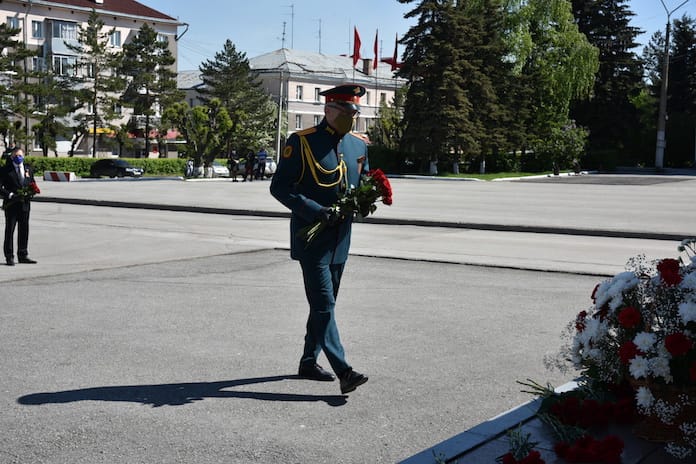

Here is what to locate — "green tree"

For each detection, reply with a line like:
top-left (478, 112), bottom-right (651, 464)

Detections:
top-left (369, 85), bottom-right (407, 150)
top-left (665, 15), bottom-right (696, 166)
top-left (199, 39), bottom-right (275, 155)
top-left (121, 24), bottom-right (181, 156)
top-left (0, 22), bottom-right (35, 151)
top-left (570, 0), bottom-right (645, 165)
top-left (398, 0), bottom-right (481, 173)
top-left (162, 99), bottom-right (233, 171)
top-left (65, 10), bottom-right (125, 157)
top-left (506, 0), bottom-right (599, 140)
top-left (31, 73), bottom-right (80, 157)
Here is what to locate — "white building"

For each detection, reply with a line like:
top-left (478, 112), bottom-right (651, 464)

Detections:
top-left (249, 48), bottom-right (406, 157)
top-left (1, 0), bottom-right (181, 156)
top-left (179, 48), bottom-right (406, 158)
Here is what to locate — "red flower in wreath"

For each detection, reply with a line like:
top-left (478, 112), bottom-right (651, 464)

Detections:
top-left (617, 306), bottom-right (641, 329)
top-left (618, 341), bottom-right (640, 364)
top-left (665, 332), bottom-right (693, 357)
top-left (657, 258), bottom-right (682, 286)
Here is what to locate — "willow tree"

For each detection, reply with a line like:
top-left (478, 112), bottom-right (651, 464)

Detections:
top-left (505, 0), bottom-right (599, 140)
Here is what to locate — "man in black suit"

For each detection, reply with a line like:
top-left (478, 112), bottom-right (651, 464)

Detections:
top-left (0, 147), bottom-right (38, 266)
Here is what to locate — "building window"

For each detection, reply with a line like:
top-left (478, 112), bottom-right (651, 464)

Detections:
top-left (313, 115), bottom-right (321, 126)
top-left (113, 103), bottom-right (122, 115)
top-left (86, 62), bottom-right (95, 78)
top-left (295, 114), bottom-right (302, 130)
top-left (380, 93), bottom-right (387, 104)
top-left (31, 20), bottom-right (43, 39)
top-left (52, 55), bottom-right (76, 76)
top-left (7, 17), bottom-right (20, 30)
top-left (32, 57), bottom-right (46, 71)
top-left (296, 85), bottom-right (303, 101)
top-left (314, 87), bottom-right (320, 102)
top-left (52, 21), bottom-right (78, 40)
top-left (366, 91), bottom-right (371, 106)
top-left (157, 33), bottom-right (168, 43)
top-left (110, 30), bottom-right (121, 47)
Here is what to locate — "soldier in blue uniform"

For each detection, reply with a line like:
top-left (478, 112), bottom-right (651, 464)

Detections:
top-left (270, 84), bottom-right (369, 394)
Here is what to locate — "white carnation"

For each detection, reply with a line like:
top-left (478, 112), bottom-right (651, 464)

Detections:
top-left (679, 301), bottom-right (696, 324)
top-left (634, 332), bottom-right (657, 352)
top-left (636, 386), bottom-right (655, 409)
top-left (629, 355), bottom-right (650, 378)
top-left (649, 354), bottom-right (673, 383)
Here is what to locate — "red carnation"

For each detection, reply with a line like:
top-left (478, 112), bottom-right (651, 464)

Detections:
top-left (591, 284), bottom-right (600, 302)
top-left (575, 310), bottom-right (588, 332)
top-left (657, 258), bottom-right (682, 286)
top-left (619, 341), bottom-right (640, 364)
top-left (617, 306), bottom-right (641, 329)
top-left (368, 169), bottom-right (393, 205)
top-left (665, 332), bottom-right (693, 357)
top-left (29, 181), bottom-right (41, 194)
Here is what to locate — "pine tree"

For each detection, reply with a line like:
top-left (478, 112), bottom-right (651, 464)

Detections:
top-left (398, 0), bottom-right (479, 172)
top-left (120, 24), bottom-right (181, 156)
top-left (0, 22), bottom-right (35, 150)
top-left (65, 10), bottom-right (125, 157)
top-left (199, 39), bottom-right (275, 156)
top-left (570, 0), bottom-right (645, 163)
top-left (664, 15), bottom-right (696, 166)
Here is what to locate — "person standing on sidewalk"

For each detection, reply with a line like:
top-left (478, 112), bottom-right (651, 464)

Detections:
top-left (1, 148), bottom-right (38, 266)
top-left (270, 84), bottom-right (369, 394)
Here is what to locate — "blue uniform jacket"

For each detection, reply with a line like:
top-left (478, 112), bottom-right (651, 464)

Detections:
top-left (270, 119), bottom-right (368, 264)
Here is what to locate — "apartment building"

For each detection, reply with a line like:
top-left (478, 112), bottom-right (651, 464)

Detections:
top-left (1, 0), bottom-right (181, 156)
top-left (249, 48), bottom-right (405, 156)
top-left (179, 48), bottom-right (406, 158)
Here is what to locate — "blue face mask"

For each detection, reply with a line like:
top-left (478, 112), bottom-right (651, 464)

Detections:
top-left (12, 155), bottom-right (23, 165)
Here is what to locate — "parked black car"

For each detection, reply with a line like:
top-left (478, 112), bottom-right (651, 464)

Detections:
top-left (90, 159), bottom-right (144, 178)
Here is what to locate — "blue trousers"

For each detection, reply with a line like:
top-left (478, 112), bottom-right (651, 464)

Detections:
top-left (299, 260), bottom-right (350, 376)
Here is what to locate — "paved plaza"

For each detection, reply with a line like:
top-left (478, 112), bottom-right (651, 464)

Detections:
top-left (1, 174), bottom-right (693, 463)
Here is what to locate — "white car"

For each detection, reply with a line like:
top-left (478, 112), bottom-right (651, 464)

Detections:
top-left (211, 161), bottom-right (230, 177)
top-left (236, 158), bottom-right (276, 178)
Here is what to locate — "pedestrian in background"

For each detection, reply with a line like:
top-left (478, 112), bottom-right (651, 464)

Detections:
top-left (1, 148), bottom-right (38, 266)
top-left (256, 147), bottom-right (267, 180)
top-left (243, 151), bottom-right (256, 182)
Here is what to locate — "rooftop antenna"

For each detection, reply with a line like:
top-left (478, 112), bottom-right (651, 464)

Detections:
top-left (279, 21), bottom-right (287, 49)
top-left (315, 19), bottom-right (322, 53)
top-left (285, 4), bottom-right (294, 49)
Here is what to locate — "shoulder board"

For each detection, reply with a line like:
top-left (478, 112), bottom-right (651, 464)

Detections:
top-left (296, 127), bottom-right (317, 136)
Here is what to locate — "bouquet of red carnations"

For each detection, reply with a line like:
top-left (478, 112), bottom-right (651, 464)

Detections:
top-left (297, 168), bottom-right (393, 246)
top-left (3, 181), bottom-right (40, 210)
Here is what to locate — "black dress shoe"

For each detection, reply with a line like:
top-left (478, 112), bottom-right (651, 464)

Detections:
top-left (339, 369), bottom-right (368, 394)
top-left (298, 363), bottom-right (335, 382)
top-left (5, 258), bottom-right (15, 266)
top-left (18, 257), bottom-right (37, 264)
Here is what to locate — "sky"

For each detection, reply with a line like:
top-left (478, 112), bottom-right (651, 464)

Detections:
top-left (139, 0), bottom-right (696, 72)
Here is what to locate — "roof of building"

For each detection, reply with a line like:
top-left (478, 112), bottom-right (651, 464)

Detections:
top-left (178, 70), bottom-right (203, 89)
top-left (248, 48), bottom-right (403, 85)
top-left (33, 0), bottom-right (177, 22)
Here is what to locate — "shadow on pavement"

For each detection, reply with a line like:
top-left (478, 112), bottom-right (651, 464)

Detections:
top-left (17, 375), bottom-right (347, 407)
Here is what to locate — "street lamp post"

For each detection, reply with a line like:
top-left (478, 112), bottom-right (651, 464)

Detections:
top-left (655, 0), bottom-right (689, 169)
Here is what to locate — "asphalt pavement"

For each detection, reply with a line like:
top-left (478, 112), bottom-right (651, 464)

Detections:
top-left (1, 173), bottom-right (694, 463)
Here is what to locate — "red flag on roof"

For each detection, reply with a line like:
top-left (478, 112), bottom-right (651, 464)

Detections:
top-left (353, 26), bottom-right (361, 67)
top-left (391, 33), bottom-right (398, 71)
top-left (373, 30), bottom-right (378, 70)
